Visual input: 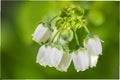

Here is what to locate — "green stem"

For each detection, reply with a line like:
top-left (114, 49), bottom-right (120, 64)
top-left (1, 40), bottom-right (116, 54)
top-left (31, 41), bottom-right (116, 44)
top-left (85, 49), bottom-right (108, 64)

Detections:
top-left (57, 28), bottom-right (64, 41)
top-left (57, 21), bottom-right (67, 41)
top-left (81, 20), bottom-right (90, 33)
top-left (83, 23), bottom-right (90, 33)
top-left (50, 15), bottom-right (59, 22)
top-left (51, 31), bottom-right (59, 42)
top-left (50, 21), bottom-right (65, 43)
top-left (74, 29), bottom-right (80, 46)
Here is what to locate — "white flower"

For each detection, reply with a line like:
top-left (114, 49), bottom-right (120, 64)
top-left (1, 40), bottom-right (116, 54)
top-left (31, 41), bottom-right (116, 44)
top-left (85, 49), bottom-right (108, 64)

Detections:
top-left (84, 36), bottom-right (102, 56)
top-left (32, 24), bottom-right (52, 43)
top-left (36, 45), bottom-right (63, 67)
top-left (89, 55), bottom-right (99, 68)
top-left (72, 49), bottom-right (89, 72)
top-left (36, 45), bottom-right (47, 67)
top-left (47, 47), bottom-right (63, 67)
top-left (56, 53), bottom-right (72, 72)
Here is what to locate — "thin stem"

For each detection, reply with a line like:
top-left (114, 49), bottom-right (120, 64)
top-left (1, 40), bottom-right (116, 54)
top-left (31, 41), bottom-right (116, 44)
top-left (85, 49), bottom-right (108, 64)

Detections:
top-left (57, 21), bottom-right (67, 41)
top-left (51, 31), bottom-right (59, 42)
top-left (57, 29), bottom-right (62, 41)
top-left (82, 23), bottom-right (90, 33)
top-left (74, 30), bottom-right (80, 46)
top-left (50, 15), bottom-right (59, 22)
top-left (80, 20), bottom-right (90, 33)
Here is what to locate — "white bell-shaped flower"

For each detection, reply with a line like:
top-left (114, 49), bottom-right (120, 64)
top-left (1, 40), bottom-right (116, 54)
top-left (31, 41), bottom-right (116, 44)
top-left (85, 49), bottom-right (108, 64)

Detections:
top-left (84, 36), bottom-right (102, 56)
top-left (89, 55), bottom-right (99, 68)
top-left (32, 24), bottom-right (52, 43)
top-left (36, 45), bottom-right (48, 67)
top-left (47, 47), bottom-right (63, 67)
top-left (72, 49), bottom-right (89, 72)
top-left (36, 45), bottom-right (63, 67)
top-left (56, 53), bottom-right (72, 72)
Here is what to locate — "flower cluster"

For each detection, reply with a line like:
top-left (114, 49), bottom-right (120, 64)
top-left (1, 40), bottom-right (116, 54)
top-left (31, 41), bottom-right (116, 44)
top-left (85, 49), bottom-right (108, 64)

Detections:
top-left (32, 6), bottom-right (103, 72)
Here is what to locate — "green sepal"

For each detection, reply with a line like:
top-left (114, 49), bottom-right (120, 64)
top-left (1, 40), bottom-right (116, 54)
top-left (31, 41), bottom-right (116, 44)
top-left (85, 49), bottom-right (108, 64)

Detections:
top-left (74, 47), bottom-right (87, 54)
top-left (44, 21), bottom-right (51, 27)
top-left (62, 45), bottom-right (70, 53)
top-left (52, 41), bottom-right (63, 50)
top-left (43, 21), bottom-right (53, 32)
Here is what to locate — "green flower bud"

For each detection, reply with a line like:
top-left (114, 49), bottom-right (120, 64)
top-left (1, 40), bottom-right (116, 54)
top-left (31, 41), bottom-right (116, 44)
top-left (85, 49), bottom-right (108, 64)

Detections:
top-left (60, 29), bottom-right (73, 42)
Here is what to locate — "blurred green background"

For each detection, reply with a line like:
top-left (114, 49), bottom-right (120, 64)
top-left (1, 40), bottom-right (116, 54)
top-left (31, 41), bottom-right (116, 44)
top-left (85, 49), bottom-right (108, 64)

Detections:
top-left (1, 1), bottom-right (119, 79)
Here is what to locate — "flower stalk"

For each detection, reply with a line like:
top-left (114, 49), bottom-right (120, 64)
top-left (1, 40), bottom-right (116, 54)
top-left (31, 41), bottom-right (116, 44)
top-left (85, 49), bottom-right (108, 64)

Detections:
top-left (74, 29), bottom-right (80, 46)
top-left (50, 15), bottom-right (59, 22)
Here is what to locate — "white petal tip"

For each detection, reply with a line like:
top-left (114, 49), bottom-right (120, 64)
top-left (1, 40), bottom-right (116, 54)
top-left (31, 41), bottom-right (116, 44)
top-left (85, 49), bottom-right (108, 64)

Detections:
top-left (56, 68), bottom-right (67, 72)
top-left (90, 64), bottom-right (97, 68)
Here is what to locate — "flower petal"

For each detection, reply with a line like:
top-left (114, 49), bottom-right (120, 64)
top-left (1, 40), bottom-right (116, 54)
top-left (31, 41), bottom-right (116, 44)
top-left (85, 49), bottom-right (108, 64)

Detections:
top-left (94, 37), bottom-right (102, 55)
top-left (89, 55), bottom-right (99, 68)
top-left (47, 48), bottom-right (63, 67)
top-left (72, 50), bottom-right (89, 72)
top-left (32, 24), bottom-right (52, 43)
top-left (56, 53), bottom-right (72, 72)
top-left (36, 45), bottom-right (48, 67)
top-left (84, 37), bottom-right (102, 55)
top-left (78, 50), bottom-right (89, 70)
top-left (43, 46), bottom-right (53, 67)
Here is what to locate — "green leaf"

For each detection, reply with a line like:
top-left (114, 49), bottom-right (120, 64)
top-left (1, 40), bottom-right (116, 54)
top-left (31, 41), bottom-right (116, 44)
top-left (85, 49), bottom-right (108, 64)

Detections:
top-left (77, 27), bottom-right (88, 47)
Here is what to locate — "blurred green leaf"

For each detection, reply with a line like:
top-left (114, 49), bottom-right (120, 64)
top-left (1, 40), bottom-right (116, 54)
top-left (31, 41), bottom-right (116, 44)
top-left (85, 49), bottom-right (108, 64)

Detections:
top-left (88, 10), bottom-right (105, 26)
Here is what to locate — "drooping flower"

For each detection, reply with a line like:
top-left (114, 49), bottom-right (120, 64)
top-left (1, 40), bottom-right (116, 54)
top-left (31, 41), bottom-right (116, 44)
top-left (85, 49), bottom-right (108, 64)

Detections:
top-left (36, 45), bottom-right (63, 67)
top-left (48, 47), bottom-right (63, 67)
top-left (56, 53), bottom-right (72, 72)
top-left (72, 49), bottom-right (89, 72)
top-left (32, 24), bottom-right (52, 44)
top-left (36, 45), bottom-right (49, 67)
top-left (33, 6), bottom-right (103, 72)
top-left (84, 36), bottom-right (102, 56)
